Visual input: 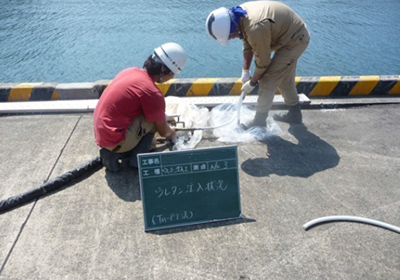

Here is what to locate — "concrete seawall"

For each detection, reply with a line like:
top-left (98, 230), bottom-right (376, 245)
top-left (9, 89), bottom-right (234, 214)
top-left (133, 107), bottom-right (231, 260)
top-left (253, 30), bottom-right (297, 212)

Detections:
top-left (0, 75), bottom-right (399, 102)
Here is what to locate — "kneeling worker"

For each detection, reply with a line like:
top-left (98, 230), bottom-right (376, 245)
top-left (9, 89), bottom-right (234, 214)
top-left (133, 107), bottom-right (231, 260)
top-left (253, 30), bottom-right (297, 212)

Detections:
top-left (206, 1), bottom-right (310, 127)
top-left (93, 42), bottom-right (187, 172)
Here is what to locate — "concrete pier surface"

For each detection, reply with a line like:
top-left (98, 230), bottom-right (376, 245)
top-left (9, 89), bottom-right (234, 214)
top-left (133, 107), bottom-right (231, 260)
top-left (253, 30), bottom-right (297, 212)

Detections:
top-left (0, 101), bottom-right (399, 279)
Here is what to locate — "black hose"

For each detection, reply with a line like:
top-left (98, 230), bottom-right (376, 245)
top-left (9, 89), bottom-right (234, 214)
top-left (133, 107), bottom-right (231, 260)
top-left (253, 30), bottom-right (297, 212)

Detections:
top-left (0, 156), bottom-right (103, 214)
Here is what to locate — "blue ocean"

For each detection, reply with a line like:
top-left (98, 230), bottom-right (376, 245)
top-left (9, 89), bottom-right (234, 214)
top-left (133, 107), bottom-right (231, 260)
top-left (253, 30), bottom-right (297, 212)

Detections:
top-left (1, 0), bottom-right (399, 83)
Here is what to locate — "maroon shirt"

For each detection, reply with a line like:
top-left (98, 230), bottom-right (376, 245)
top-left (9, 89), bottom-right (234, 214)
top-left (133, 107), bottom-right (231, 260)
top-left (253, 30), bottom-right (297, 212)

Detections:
top-left (93, 67), bottom-right (165, 147)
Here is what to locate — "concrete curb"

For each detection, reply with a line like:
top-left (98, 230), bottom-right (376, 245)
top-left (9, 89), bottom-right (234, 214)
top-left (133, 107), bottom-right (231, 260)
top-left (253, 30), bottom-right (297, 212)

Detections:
top-left (0, 75), bottom-right (399, 102)
top-left (0, 94), bottom-right (312, 114)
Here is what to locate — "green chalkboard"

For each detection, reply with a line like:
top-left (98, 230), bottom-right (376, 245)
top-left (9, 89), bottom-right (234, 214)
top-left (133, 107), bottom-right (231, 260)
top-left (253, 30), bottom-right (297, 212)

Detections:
top-left (138, 145), bottom-right (241, 231)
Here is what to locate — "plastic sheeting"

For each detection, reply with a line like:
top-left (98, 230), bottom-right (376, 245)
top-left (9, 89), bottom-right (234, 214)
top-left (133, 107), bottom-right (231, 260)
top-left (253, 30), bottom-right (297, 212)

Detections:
top-left (165, 96), bottom-right (282, 149)
top-left (211, 103), bottom-right (282, 143)
top-left (165, 96), bottom-right (209, 150)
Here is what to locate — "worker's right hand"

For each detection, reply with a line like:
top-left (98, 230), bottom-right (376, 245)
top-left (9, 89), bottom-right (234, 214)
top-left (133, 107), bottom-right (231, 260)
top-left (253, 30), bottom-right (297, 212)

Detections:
top-left (166, 127), bottom-right (176, 140)
top-left (241, 80), bottom-right (256, 95)
top-left (241, 69), bottom-right (251, 84)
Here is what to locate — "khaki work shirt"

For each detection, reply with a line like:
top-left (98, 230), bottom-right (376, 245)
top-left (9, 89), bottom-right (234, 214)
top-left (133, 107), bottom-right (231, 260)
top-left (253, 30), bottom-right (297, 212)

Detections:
top-left (239, 1), bottom-right (307, 77)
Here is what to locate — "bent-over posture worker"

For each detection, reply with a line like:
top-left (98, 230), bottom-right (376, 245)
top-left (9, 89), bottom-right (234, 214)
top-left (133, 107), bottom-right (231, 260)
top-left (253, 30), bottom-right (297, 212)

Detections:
top-left (206, 1), bottom-right (310, 127)
top-left (93, 43), bottom-right (187, 172)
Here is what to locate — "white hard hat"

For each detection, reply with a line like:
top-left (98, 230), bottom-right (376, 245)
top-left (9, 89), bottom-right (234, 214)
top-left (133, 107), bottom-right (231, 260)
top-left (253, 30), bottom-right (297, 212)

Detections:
top-left (154, 42), bottom-right (187, 74)
top-left (205, 7), bottom-right (231, 46)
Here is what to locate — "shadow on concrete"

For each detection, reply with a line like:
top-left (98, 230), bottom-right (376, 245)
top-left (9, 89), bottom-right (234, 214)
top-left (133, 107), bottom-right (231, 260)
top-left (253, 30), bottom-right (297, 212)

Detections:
top-left (149, 216), bottom-right (256, 235)
top-left (241, 124), bottom-right (340, 178)
top-left (105, 167), bottom-right (142, 202)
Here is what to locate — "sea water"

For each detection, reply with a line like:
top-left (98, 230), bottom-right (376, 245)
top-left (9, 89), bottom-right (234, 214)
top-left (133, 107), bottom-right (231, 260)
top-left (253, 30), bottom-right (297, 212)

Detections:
top-left (0, 0), bottom-right (399, 83)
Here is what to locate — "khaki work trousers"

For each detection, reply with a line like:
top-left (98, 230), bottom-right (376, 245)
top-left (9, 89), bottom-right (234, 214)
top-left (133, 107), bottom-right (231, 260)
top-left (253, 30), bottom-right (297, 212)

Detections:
top-left (106, 115), bottom-right (156, 153)
top-left (257, 26), bottom-right (310, 114)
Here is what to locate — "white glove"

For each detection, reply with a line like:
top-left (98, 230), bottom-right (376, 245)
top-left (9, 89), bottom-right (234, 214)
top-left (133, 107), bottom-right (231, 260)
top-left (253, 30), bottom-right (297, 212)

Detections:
top-left (241, 69), bottom-right (251, 83)
top-left (241, 80), bottom-right (256, 95)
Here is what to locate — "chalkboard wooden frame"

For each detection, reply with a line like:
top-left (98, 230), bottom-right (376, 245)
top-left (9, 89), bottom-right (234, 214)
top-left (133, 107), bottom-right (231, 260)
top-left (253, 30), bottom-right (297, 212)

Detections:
top-left (138, 145), bottom-right (242, 231)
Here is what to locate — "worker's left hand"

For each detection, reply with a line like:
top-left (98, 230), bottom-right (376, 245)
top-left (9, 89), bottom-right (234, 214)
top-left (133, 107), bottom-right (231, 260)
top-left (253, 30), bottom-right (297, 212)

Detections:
top-left (241, 80), bottom-right (256, 95)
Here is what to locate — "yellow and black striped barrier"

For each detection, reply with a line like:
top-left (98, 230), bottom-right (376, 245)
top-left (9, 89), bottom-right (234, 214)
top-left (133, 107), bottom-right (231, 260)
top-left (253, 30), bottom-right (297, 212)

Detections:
top-left (158, 75), bottom-right (400, 97)
top-left (0, 82), bottom-right (103, 102)
top-left (0, 83), bottom-right (59, 102)
top-left (1, 75), bottom-right (399, 102)
top-left (296, 75), bottom-right (400, 97)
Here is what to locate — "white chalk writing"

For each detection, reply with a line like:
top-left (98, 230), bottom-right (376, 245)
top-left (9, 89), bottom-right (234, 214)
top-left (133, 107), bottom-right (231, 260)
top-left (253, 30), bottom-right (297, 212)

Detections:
top-left (154, 180), bottom-right (228, 199)
top-left (209, 160), bottom-right (228, 170)
top-left (161, 164), bottom-right (190, 175)
top-left (152, 211), bottom-right (194, 225)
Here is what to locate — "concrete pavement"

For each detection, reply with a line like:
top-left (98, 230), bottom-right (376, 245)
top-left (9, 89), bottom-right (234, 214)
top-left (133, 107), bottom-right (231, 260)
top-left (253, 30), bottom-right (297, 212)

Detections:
top-left (0, 102), bottom-right (399, 279)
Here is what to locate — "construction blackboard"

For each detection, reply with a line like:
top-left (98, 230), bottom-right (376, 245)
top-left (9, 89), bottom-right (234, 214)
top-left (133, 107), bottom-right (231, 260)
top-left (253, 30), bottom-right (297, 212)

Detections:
top-left (138, 145), bottom-right (241, 231)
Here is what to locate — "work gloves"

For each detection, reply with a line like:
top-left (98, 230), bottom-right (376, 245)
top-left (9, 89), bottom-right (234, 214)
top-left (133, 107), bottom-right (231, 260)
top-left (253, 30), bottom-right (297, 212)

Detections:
top-left (241, 69), bottom-right (251, 83)
top-left (241, 80), bottom-right (258, 95)
top-left (241, 69), bottom-right (258, 97)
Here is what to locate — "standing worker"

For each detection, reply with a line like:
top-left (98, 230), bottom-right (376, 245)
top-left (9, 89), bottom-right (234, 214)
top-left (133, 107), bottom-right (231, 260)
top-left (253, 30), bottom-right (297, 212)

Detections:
top-left (206, 1), bottom-right (310, 127)
top-left (93, 43), bottom-right (187, 172)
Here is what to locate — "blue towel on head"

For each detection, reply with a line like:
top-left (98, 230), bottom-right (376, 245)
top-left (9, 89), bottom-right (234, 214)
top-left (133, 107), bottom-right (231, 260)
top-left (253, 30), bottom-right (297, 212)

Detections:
top-left (229, 6), bottom-right (247, 33)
